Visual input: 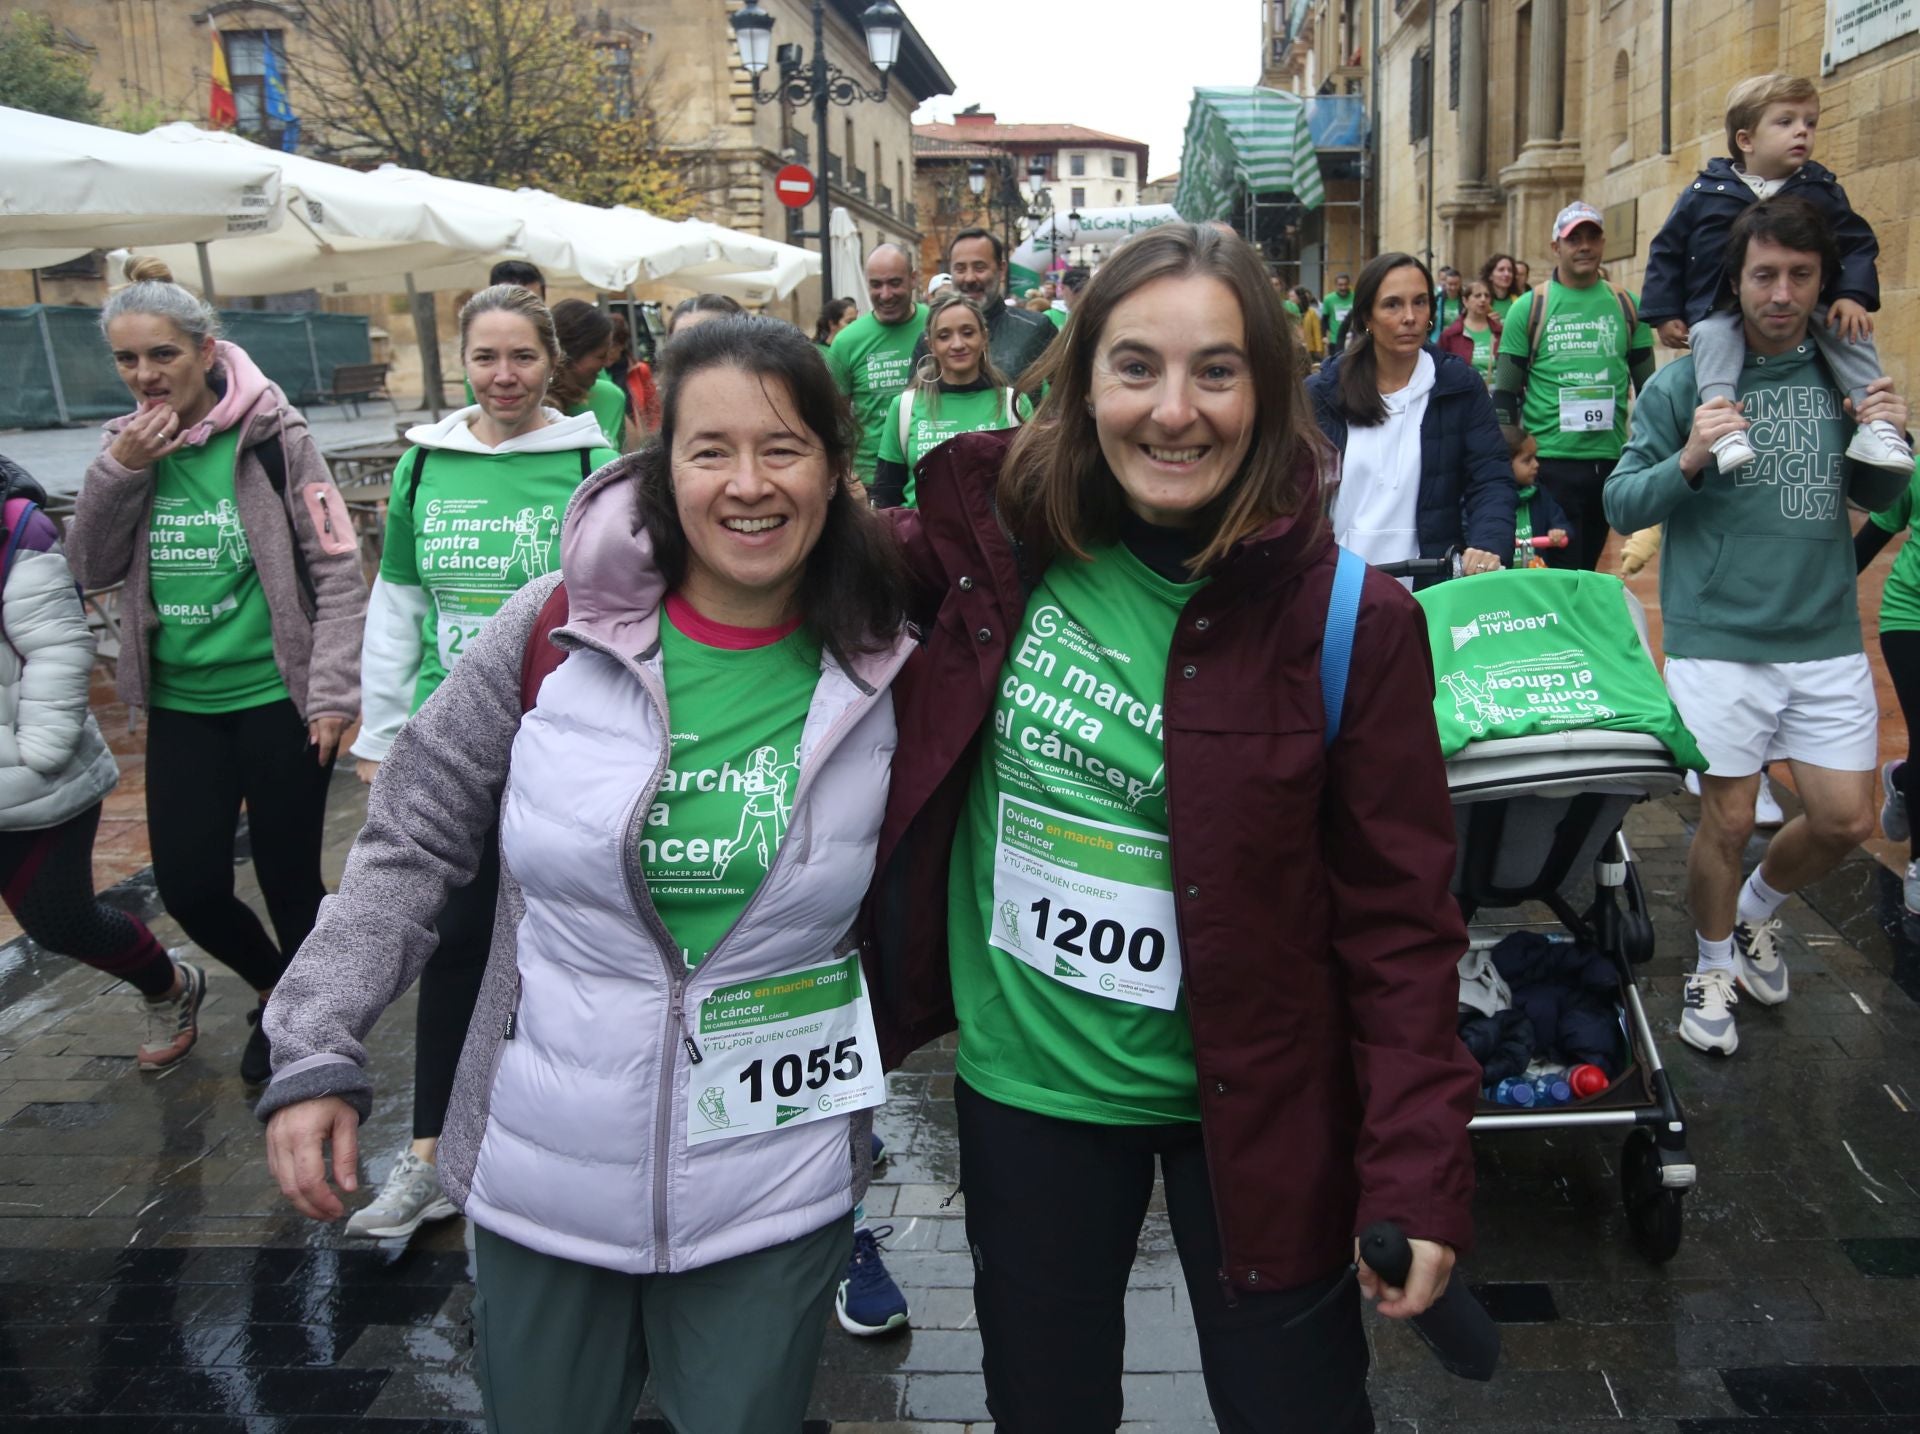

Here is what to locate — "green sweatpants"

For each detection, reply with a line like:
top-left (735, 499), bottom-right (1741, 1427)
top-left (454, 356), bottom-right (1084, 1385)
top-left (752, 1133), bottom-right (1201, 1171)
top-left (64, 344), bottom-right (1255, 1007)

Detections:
top-left (471, 1211), bottom-right (853, 1434)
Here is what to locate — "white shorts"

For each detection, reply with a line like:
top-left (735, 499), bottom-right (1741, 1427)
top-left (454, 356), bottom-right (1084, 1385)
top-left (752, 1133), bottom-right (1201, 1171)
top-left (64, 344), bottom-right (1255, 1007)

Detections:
top-left (1664, 654), bottom-right (1878, 776)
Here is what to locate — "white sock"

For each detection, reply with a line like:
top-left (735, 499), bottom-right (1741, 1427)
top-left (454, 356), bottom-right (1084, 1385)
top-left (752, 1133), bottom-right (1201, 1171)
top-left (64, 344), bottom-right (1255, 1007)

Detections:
top-left (1696, 933), bottom-right (1735, 973)
top-left (1737, 867), bottom-right (1790, 927)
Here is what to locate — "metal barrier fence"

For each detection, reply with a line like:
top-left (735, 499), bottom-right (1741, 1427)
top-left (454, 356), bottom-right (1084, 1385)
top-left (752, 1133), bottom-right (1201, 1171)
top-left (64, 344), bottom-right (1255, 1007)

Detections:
top-left (0, 305), bottom-right (371, 429)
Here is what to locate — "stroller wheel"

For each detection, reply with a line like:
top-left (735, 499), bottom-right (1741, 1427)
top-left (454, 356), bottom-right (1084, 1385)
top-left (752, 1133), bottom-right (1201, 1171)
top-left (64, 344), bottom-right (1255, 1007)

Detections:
top-left (1621, 1129), bottom-right (1684, 1263)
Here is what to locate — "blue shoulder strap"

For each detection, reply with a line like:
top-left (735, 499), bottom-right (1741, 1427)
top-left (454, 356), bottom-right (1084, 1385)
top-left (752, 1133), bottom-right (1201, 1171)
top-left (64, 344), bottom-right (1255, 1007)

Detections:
top-left (1321, 545), bottom-right (1365, 748)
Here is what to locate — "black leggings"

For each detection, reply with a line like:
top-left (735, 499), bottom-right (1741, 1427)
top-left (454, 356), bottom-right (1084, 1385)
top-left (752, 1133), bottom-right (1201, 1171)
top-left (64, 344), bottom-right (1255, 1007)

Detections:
top-left (0, 803), bottom-right (174, 997)
top-left (1535, 456), bottom-right (1619, 572)
top-left (144, 700), bottom-right (333, 993)
top-left (413, 826), bottom-right (499, 1141)
top-left (955, 1078), bottom-right (1373, 1434)
top-left (1881, 630), bottom-right (1920, 822)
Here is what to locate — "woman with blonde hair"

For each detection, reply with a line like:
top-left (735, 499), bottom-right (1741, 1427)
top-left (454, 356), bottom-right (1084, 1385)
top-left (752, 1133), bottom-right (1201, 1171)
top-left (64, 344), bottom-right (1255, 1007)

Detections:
top-left (869, 222), bottom-right (1478, 1429)
top-left (68, 256), bottom-right (365, 1084)
top-left (871, 291), bottom-right (1030, 509)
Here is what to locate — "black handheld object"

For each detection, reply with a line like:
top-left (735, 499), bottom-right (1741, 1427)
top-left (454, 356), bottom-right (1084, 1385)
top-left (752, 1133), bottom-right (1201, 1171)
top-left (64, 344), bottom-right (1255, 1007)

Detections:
top-left (1359, 1222), bottom-right (1500, 1382)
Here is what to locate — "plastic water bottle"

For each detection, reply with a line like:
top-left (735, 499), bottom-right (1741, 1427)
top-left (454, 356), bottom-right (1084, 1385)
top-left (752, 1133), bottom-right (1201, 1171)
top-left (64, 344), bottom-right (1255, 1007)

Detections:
top-left (1491, 1078), bottom-right (1536, 1107)
top-left (1530, 1076), bottom-right (1573, 1107)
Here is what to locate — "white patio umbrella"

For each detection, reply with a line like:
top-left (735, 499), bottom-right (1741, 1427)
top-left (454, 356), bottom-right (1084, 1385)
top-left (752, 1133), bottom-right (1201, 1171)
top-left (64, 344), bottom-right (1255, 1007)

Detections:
top-left (121, 125), bottom-right (525, 297)
top-left (828, 207), bottom-right (864, 308)
top-left (0, 106), bottom-right (283, 270)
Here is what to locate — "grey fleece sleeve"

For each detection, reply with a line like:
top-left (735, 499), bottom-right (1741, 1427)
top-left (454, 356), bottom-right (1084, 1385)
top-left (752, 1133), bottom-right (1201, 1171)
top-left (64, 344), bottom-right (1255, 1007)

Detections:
top-left (63, 448), bottom-right (151, 592)
top-left (256, 572), bottom-right (561, 1122)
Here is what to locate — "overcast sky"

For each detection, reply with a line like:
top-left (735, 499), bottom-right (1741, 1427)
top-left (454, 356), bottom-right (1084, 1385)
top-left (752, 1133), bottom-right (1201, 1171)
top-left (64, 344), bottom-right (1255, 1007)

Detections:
top-left (905, 0), bottom-right (1260, 185)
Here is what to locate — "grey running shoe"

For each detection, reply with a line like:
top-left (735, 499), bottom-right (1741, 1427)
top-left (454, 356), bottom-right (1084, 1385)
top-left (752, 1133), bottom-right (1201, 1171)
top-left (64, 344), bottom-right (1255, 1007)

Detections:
top-left (138, 960), bottom-right (206, 1070)
top-left (1679, 969), bottom-right (1739, 1055)
top-left (1905, 860), bottom-right (1920, 917)
top-left (1882, 761), bottom-right (1909, 843)
top-left (1733, 918), bottom-right (1790, 1006)
top-left (345, 1150), bottom-right (458, 1239)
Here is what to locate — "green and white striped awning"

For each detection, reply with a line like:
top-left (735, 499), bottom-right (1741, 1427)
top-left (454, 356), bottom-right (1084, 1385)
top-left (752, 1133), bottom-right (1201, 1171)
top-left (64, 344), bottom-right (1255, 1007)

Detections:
top-left (1174, 86), bottom-right (1325, 221)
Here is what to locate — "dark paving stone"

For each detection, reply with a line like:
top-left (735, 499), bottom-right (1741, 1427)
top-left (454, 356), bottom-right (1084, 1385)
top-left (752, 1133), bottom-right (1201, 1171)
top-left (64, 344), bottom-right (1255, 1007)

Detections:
top-left (210, 1322), bottom-right (368, 1369)
top-left (1679, 1421), bottom-right (1920, 1433)
top-left (107, 1366), bottom-right (392, 1418)
top-left (1721, 1364), bottom-right (1885, 1416)
top-left (1868, 1367), bottom-right (1920, 1415)
top-left (1471, 1280), bottom-right (1559, 1323)
top-left (190, 1282), bottom-right (454, 1328)
top-left (1843, 1237), bottom-right (1920, 1278)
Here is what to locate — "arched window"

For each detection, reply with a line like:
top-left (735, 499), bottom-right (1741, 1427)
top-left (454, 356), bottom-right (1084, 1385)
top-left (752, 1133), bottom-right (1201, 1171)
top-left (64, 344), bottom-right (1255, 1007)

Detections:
top-left (1610, 50), bottom-right (1631, 160)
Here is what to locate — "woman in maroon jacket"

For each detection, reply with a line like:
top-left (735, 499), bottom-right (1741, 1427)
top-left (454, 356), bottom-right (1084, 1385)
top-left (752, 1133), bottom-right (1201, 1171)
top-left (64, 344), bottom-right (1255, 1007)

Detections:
top-left (865, 223), bottom-right (1479, 1431)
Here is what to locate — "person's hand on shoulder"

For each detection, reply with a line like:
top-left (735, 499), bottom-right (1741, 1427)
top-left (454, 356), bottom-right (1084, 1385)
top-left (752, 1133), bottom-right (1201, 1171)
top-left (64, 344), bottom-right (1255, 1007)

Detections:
top-left (1680, 397), bottom-right (1748, 481)
top-left (1656, 319), bottom-right (1691, 350)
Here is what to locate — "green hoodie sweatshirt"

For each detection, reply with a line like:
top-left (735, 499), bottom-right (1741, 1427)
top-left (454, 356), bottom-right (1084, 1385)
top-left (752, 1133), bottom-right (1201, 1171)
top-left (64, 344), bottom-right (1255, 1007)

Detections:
top-left (1602, 343), bottom-right (1907, 663)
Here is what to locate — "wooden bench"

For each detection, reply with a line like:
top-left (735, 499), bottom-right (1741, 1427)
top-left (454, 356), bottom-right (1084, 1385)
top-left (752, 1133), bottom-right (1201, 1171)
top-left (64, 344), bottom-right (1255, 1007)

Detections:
top-left (302, 362), bottom-right (397, 418)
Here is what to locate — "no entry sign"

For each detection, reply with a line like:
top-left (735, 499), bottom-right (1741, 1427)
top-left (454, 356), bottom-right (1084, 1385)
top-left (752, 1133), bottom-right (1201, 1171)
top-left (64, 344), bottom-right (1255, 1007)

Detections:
top-left (775, 164), bottom-right (817, 208)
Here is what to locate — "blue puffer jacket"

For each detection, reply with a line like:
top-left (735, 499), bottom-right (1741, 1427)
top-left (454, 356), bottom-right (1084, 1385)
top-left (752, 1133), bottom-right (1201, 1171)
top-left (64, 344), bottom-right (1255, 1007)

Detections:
top-left (1639, 157), bottom-right (1880, 325)
top-left (1306, 344), bottom-right (1516, 576)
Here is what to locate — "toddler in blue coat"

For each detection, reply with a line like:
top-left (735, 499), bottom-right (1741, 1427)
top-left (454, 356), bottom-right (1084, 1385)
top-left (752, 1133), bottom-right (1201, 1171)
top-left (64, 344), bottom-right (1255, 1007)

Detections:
top-left (1639, 73), bottom-right (1911, 478)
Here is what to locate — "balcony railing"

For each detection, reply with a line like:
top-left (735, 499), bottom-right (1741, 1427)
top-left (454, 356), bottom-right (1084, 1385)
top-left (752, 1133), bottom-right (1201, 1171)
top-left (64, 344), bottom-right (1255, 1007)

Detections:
top-left (903, 201), bottom-right (917, 228)
top-left (877, 182), bottom-right (893, 213)
top-left (825, 153), bottom-right (843, 183)
top-left (786, 132), bottom-right (809, 165)
top-left (849, 165), bottom-right (869, 198)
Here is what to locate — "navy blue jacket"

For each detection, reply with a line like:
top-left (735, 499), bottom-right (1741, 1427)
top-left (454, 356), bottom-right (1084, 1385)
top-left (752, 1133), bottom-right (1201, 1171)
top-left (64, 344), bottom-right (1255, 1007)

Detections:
top-left (1639, 157), bottom-right (1880, 325)
top-left (1306, 345), bottom-right (1516, 572)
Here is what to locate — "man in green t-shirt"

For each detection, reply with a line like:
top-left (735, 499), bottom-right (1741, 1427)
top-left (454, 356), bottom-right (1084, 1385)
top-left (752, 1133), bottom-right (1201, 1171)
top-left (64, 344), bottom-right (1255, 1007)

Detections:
top-left (1493, 201), bottom-right (1656, 571)
top-left (1602, 199), bottom-right (1910, 1059)
top-left (1320, 272), bottom-right (1354, 348)
top-left (827, 243), bottom-right (927, 490)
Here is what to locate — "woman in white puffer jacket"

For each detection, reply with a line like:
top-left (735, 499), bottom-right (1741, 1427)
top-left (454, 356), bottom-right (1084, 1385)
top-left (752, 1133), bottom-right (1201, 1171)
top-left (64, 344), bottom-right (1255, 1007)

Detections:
top-left (0, 457), bottom-right (205, 1068)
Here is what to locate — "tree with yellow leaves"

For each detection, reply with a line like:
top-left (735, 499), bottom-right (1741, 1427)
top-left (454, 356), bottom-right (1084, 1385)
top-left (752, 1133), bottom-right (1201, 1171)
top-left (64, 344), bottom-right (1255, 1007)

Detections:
top-left (299, 0), bottom-right (693, 217)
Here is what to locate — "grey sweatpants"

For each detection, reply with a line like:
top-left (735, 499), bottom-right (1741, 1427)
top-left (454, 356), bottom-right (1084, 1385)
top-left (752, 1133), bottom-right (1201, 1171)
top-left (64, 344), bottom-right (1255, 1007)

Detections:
top-left (1692, 305), bottom-right (1884, 405)
top-left (471, 1210), bottom-right (853, 1434)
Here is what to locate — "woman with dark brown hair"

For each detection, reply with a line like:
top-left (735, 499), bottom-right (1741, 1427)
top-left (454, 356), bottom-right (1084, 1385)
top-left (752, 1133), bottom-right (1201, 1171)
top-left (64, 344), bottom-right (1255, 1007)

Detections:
top-left (868, 222), bottom-right (1478, 1430)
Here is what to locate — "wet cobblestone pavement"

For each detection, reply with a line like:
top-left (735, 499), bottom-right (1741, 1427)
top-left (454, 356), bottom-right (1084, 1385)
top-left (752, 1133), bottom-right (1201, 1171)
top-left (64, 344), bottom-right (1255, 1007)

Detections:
top-left (3, 778), bottom-right (1919, 1433)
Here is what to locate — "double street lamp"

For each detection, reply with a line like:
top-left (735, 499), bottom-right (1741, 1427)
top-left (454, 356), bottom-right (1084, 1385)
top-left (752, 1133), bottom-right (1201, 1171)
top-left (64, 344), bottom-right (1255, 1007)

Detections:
top-left (729, 0), bottom-right (905, 302)
top-left (965, 153), bottom-right (1064, 277)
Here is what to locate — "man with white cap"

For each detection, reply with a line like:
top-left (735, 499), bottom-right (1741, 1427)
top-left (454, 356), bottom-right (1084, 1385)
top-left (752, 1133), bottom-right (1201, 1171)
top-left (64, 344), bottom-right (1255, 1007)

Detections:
top-left (1493, 201), bottom-right (1656, 570)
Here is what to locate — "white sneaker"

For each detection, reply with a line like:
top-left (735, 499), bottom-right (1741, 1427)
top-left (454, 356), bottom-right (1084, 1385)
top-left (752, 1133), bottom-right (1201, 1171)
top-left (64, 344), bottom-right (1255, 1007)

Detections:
top-left (1733, 918), bottom-right (1791, 1005)
top-left (1882, 761), bottom-right (1909, 842)
top-left (1679, 969), bottom-right (1740, 1055)
top-left (1712, 430), bottom-right (1756, 474)
top-left (1845, 419), bottom-right (1915, 474)
top-left (345, 1150), bottom-right (458, 1239)
top-left (1904, 860), bottom-right (1920, 917)
top-left (1753, 773), bottom-right (1784, 828)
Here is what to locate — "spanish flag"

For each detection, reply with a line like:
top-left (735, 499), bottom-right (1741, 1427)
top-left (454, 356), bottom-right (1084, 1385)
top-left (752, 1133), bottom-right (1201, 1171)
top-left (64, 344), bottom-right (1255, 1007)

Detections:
top-left (210, 33), bottom-right (238, 127)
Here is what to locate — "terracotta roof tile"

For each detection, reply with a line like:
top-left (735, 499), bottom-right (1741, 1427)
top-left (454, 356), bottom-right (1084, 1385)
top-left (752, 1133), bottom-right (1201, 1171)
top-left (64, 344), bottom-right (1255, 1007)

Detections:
top-left (912, 121), bottom-right (1148, 150)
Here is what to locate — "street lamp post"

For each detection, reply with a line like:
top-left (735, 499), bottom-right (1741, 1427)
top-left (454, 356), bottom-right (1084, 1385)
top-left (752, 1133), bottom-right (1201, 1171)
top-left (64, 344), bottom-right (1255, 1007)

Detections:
top-left (728, 0), bottom-right (904, 303)
top-left (966, 152), bottom-right (1057, 275)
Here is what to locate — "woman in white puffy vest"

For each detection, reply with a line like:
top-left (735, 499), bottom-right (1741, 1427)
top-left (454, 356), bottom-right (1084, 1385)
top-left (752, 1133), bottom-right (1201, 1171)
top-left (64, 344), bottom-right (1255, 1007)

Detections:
top-left (258, 319), bottom-right (912, 1433)
top-left (0, 456), bottom-right (205, 1068)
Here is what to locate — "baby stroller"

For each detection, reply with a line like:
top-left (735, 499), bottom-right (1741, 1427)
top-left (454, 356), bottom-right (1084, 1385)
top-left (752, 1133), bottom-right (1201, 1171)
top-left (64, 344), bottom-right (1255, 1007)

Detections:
top-left (1385, 559), bottom-right (1700, 1262)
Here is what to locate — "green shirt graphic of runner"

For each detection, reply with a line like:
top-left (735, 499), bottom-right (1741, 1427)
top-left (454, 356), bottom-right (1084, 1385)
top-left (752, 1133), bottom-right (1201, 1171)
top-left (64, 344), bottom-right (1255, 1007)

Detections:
top-left (950, 543), bottom-right (1205, 1126)
top-left (827, 305), bottom-right (928, 480)
top-left (877, 386), bottom-right (1032, 507)
top-left (381, 443), bottom-right (615, 711)
top-left (146, 426), bottom-right (289, 713)
top-left (643, 612), bottom-right (823, 967)
top-left (1503, 281), bottom-right (1653, 461)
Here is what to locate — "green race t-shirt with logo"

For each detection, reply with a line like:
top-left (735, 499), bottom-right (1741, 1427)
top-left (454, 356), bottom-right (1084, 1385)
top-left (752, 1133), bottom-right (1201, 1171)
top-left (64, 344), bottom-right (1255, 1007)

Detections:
top-left (146, 426), bottom-right (290, 712)
top-left (1504, 281), bottom-right (1654, 461)
top-left (571, 376), bottom-right (627, 452)
top-left (827, 304), bottom-right (929, 480)
top-left (643, 603), bottom-right (822, 967)
top-left (950, 543), bottom-right (1205, 1126)
top-left (1871, 468), bottom-right (1920, 633)
top-left (1322, 291), bottom-right (1355, 340)
top-left (1490, 294), bottom-right (1517, 325)
top-left (1469, 324), bottom-right (1496, 377)
top-left (877, 385), bottom-right (1032, 507)
top-left (381, 442), bottom-right (615, 710)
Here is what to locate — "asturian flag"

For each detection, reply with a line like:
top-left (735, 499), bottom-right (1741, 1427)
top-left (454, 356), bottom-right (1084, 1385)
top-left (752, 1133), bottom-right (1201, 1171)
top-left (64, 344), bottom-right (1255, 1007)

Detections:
top-left (209, 33), bottom-right (238, 127)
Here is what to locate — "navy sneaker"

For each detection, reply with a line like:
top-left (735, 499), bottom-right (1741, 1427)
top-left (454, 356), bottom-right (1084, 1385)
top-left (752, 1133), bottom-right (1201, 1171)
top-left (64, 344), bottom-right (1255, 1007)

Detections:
top-left (869, 1131), bottom-right (888, 1174)
top-left (836, 1225), bottom-right (909, 1336)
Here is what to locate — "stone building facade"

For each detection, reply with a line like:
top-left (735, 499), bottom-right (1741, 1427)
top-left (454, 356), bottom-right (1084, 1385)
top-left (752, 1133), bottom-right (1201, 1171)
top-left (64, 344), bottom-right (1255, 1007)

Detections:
top-left (6, 0), bottom-right (953, 319)
top-left (1279, 0), bottom-right (1919, 387)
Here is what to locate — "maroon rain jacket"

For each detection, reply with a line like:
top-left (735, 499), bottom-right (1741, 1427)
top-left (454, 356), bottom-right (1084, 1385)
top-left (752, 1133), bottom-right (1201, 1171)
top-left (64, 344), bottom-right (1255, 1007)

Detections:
top-left (862, 428), bottom-right (1480, 1293)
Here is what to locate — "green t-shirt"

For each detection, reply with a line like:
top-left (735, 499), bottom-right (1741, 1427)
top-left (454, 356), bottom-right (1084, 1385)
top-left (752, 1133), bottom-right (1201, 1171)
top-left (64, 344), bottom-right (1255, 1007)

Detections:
top-left (1871, 469), bottom-right (1920, 633)
top-left (1432, 293), bottom-right (1463, 334)
top-left (570, 376), bottom-right (627, 452)
top-left (644, 606), bottom-right (822, 967)
top-left (950, 543), bottom-right (1205, 1126)
top-left (146, 426), bottom-right (289, 713)
top-left (1045, 306), bottom-right (1068, 330)
top-left (1503, 281), bottom-right (1654, 461)
top-left (877, 385), bottom-right (1033, 507)
top-left (1416, 569), bottom-right (1705, 767)
top-left (1490, 294), bottom-right (1517, 325)
top-left (381, 441), bottom-right (616, 710)
top-left (1468, 324), bottom-right (1496, 376)
top-left (1283, 299), bottom-right (1302, 321)
top-left (1322, 291), bottom-right (1355, 339)
top-left (826, 305), bottom-right (928, 481)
